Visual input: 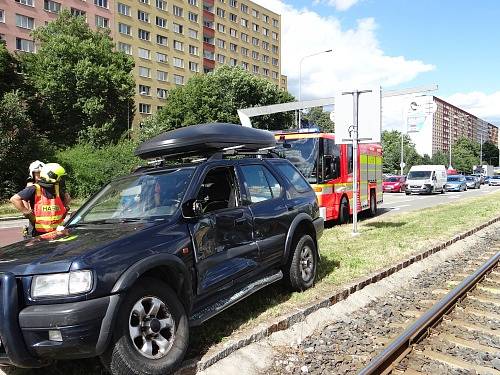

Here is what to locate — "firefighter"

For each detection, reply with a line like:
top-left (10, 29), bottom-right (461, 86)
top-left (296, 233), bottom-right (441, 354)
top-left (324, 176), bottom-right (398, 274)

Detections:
top-left (21, 160), bottom-right (46, 237)
top-left (10, 163), bottom-right (71, 238)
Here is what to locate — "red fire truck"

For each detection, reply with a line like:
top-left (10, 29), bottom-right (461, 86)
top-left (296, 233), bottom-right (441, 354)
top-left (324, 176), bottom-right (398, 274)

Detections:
top-left (275, 130), bottom-right (383, 223)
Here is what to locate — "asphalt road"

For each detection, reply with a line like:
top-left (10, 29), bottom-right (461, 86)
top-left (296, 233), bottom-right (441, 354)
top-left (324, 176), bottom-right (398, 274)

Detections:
top-left (0, 185), bottom-right (498, 249)
top-left (379, 184), bottom-right (499, 216)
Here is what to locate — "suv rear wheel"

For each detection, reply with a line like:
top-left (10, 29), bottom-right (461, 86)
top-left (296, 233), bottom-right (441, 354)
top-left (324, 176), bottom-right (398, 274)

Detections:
top-left (284, 234), bottom-right (317, 292)
top-left (102, 278), bottom-right (189, 375)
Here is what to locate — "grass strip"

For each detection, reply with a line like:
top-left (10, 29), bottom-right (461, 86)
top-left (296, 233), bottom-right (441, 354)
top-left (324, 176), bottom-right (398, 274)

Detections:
top-left (189, 190), bottom-right (500, 358)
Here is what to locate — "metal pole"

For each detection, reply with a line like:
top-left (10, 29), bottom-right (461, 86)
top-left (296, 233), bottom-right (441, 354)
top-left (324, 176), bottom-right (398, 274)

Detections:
top-left (298, 60), bottom-right (302, 128)
top-left (352, 91), bottom-right (359, 235)
top-left (449, 118), bottom-right (452, 169)
top-left (480, 132), bottom-right (483, 165)
top-left (400, 131), bottom-right (404, 176)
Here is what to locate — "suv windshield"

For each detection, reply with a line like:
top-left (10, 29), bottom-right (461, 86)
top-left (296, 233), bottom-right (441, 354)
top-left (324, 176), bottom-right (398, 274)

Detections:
top-left (276, 138), bottom-right (319, 183)
top-left (407, 171), bottom-right (431, 180)
top-left (68, 168), bottom-right (194, 225)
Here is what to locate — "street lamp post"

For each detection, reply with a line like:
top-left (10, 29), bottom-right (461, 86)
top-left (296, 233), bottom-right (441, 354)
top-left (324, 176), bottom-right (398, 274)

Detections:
top-left (298, 49), bottom-right (333, 128)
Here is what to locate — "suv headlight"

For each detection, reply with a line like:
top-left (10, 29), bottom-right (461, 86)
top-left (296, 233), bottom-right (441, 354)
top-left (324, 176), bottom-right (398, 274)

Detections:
top-left (31, 270), bottom-right (93, 298)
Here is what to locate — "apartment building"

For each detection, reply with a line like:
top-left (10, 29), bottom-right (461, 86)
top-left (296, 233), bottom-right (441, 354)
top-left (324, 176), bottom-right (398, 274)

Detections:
top-left (0, 0), bottom-right (284, 128)
top-left (409, 96), bottom-right (498, 157)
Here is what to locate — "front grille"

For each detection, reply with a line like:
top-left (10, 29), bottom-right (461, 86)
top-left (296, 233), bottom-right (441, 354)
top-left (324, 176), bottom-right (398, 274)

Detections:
top-left (410, 185), bottom-right (420, 188)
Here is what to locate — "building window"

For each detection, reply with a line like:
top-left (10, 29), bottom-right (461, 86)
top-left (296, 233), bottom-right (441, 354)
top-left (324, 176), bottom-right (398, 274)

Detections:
top-left (272, 57), bottom-right (278, 66)
top-left (217, 54), bottom-right (225, 63)
top-left (217, 23), bottom-right (225, 32)
top-left (252, 9), bottom-right (258, 17)
top-left (251, 50), bottom-right (259, 60)
top-left (156, 0), bottom-right (167, 11)
top-left (217, 8), bottom-right (225, 17)
top-left (157, 88), bottom-right (168, 99)
top-left (117, 3), bottom-right (130, 16)
top-left (95, 15), bottom-right (109, 28)
top-left (139, 0), bottom-right (149, 4)
top-left (156, 52), bottom-right (167, 63)
top-left (16, 37), bottom-right (35, 52)
top-left (138, 29), bottom-right (150, 41)
top-left (139, 103), bottom-right (151, 114)
top-left (262, 54), bottom-right (269, 63)
top-left (229, 58), bottom-right (237, 66)
top-left (262, 68), bottom-right (269, 76)
top-left (272, 71), bottom-right (279, 79)
top-left (252, 23), bottom-right (258, 32)
top-left (241, 47), bottom-right (248, 56)
top-left (173, 40), bottom-right (183, 51)
top-left (217, 39), bottom-right (225, 48)
top-left (157, 70), bottom-right (168, 81)
top-left (188, 28), bottom-right (198, 39)
top-left (189, 61), bottom-right (199, 72)
top-left (203, 50), bottom-right (214, 60)
top-left (229, 13), bottom-right (237, 22)
top-left (139, 84), bottom-right (151, 96)
top-left (272, 32), bottom-right (278, 40)
top-left (138, 66), bottom-right (151, 77)
top-left (272, 44), bottom-right (278, 54)
top-left (229, 43), bottom-right (237, 52)
top-left (15, 0), bottom-right (34, 6)
top-left (262, 14), bottom-right (269, 23)
top-left (241, 61), bottom-right (248, 70)
top-left (188, 12), bottom-right (197, 22)
top-left (252, 37), bottom-right (259, 46)
top-left (272, 18), bottom-right (279, 27)
top-left (229, 0), bottom-right (237, 7)
top-left (240, 18), bottom-right (248, 27)
top-left (229, 28), bottom-right (237, 37)
top-left (156, 16), bottom-right (167, 28)
top-left (240, 3), bottom-right (248, 13)
top-left (173, 23), bottom-right (183, 33)
top-left (188, 0), bottom-right (197, 5)
top-left (138, 48), bottom-right (150, 59)
top-left (118, 23), bottom-right (131, 35)
top-left (173, 5), bottom-right (183, 17)
top-left (253, 65), bottom-right (259, 74)
top-left (138, 10), bottom-right (150, 23)
top-left (156, 34), bottom-right (168, 46)
top-left (71, 8), bottom-right (86, 18)
top-left (118, 42), bottom-right (132, 55)
top-left (44, 0), bottom-right (61, 13)
top-left (0, 10), bottom-right (5, 23)
top-left (16, 14), bottom-right (35, 29)
top-left (188, 45), bottom-right (198, 55)
top-left (262, 27), bottom-right (269, 36)
top-left (172, 57), bottom-right (184, 68)
top-left (94, 0), bottom-right (108, 9)
top-left (173, 74), bottom-right (184, 85)
top-left (241, 33), bottom-right (248, 42)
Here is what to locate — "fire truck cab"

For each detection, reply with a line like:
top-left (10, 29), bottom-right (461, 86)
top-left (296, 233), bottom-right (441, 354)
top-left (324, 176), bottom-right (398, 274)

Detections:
top-left (276, 131), bottom-right (383, 223)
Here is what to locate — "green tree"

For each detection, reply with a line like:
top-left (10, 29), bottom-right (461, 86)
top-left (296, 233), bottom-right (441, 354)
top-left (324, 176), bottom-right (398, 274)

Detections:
top-left (0, 91), bottom-right (39, 199)
top-left (140, 66), bottom-right (295, 140)
top-left (420, 154), bottom-right (432, 164)
top-left (431, 151), bottom-right (448, 166)
top-left (481, 141), bottom-right (499, 167)
top-left (451, 137), bottom-right (479, 173)
top-left (303, 107), bottom-right (334, 132)
top-left (22, 10), bottom-right (135, 146)
top-left (381, 130), bottom-right (421, 174)
top-left (0, 44), bottom-right (20, 97)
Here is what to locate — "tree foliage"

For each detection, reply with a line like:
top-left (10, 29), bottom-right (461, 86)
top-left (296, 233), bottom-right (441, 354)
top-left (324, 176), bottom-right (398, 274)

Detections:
top-left (381, 130), bottom-right (422, 174)
top-left (303, 107), bottom-right (334, 132)
top-left (431, 151), bottom-right (449, 166)
top-left (0, 44), bottom-right (20, 98)
top-left (22, 10), bottom-right (135, 146)
top-left (140, 66), bottom-right (295, 140)
top-left (451, 137), bottom-right (480, 173)
top-left (482, 141), bottom-right (499, 166)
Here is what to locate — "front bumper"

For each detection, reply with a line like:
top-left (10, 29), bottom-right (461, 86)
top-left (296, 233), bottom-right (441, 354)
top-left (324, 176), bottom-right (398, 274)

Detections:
top-left (406, 184), bottom-right (433, 194)
top-left (446, 184), bottom-right (462, 191)
top-left (0, 272), bottom-right (117, 367)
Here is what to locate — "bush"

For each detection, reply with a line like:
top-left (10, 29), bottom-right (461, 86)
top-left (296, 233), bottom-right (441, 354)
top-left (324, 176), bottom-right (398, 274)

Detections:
top-left (55, 140), bottom-right (142, 199)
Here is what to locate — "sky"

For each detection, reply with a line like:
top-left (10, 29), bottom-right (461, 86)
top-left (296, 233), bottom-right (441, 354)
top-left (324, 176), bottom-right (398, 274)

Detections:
top-left (252, 0), bottom-right (500, 128)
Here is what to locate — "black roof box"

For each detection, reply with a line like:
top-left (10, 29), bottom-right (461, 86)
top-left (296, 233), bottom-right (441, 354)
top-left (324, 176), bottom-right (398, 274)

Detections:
top-left (135, 123), bottom-right (276, 159)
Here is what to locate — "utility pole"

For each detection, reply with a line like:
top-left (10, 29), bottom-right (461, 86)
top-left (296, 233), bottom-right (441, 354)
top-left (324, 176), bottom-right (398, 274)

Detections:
top-left (480, 132), bottom-right (483, 165)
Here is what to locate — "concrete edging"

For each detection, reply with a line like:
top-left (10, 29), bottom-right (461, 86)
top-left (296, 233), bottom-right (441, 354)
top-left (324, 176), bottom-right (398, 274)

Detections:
top-left (182, 215), bottom-right (500, 373)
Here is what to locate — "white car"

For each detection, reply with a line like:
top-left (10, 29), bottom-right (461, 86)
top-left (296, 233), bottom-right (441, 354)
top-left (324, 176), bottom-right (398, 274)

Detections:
top-left (489, 175), bottom-right (500, 186)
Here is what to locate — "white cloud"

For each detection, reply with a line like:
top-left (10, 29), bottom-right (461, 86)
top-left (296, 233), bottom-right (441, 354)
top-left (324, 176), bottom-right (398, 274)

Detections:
top-left (314, 0), bottom-right (360, 11)
top-left (251, 0), bottom-right (435, 102)
top-left (445, 91), bottom-right (500, 125)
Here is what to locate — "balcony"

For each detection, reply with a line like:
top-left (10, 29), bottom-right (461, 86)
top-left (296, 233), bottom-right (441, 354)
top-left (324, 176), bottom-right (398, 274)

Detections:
top-left (203, 58), bottom-right (215, 70)
top-left (203, 26), bottom-right (215, 37)
top-left (203, 10), bottom-right (214, 22)
top-left (203, 0), bottom-right (214, 5)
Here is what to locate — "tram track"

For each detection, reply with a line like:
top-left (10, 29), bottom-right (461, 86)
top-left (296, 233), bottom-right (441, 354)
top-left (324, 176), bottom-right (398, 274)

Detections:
top-left (359, 249), bottom-right (500, 375)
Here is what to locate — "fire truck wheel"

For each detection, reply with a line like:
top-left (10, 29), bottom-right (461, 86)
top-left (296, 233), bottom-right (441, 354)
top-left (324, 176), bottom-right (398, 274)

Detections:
top-left (338, 197), bottom-right (350, 224)
top-left (369, 193), bottom-right (377, 217)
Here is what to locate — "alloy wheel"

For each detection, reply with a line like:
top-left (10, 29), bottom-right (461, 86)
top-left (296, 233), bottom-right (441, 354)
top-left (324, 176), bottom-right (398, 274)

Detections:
top-left (300, 245), bottom-right (314, 282)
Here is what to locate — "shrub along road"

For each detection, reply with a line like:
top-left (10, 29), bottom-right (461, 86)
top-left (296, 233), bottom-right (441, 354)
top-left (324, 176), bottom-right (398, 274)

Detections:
top-left (0, 190), bottom-right (499, 375)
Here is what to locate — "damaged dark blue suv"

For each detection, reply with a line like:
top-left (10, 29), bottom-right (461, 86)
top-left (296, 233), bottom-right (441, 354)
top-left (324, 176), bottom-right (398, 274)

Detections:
top-left (0, 124), bottom-right (323, 374)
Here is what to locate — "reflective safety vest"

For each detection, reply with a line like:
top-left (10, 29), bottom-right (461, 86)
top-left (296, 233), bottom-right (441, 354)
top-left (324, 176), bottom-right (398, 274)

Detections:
top-left (33, 183), bottom-right (67, 233)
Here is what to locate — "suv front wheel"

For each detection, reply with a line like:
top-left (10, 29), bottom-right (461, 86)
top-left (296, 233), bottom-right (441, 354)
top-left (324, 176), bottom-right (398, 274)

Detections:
top-left (102, 278), bottom-right (189, 375)
top-left (284, 234), bottom-right (317, 292)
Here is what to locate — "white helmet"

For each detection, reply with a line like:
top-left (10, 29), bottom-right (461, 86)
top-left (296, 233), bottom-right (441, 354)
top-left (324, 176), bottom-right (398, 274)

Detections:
top-left (28, 160), bottom-right (45, 179)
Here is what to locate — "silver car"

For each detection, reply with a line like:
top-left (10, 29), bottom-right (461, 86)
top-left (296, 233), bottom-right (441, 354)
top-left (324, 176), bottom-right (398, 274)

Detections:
top-left (465, 176), bottom-right (480, 189)
top-left (489, 175), bottom-right (500, 186)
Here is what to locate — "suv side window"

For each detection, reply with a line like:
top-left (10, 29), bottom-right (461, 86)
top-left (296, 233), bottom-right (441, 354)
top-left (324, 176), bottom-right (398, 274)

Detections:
top-left (274, 163), bottom-right (311, 193)
top-left (240, 165), bottom-right (281, 204)
top-left (196, 166), bottom-right (239, 213)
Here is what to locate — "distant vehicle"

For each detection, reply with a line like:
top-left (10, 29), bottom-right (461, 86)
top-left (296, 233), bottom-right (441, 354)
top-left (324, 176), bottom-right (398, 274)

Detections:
top-left (383, 176), bottom-right (406, 193)
top-left (484, 176), bottom-right (492, 184)
top-left (446, 175), bottom-right (468, 191)
top-left (405, 165), bottom-right (447, 195)
top-left (275, 131), bottom-right (383, 223)
top-left (473, 164), bottom-right (494, 177)
top-left (472, 174), bottom-right (485, 184)
top-left (465, 175), bottom-right (480, 189)
top-left (489, 175), bottom-right (500, 186)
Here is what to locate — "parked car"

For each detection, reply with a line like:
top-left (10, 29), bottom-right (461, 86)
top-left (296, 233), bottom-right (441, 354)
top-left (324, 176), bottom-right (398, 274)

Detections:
top-left (489, 175), bottom-right (500, 186)
top-left (405, 165), bottom-right (447, 195)
top-left (465, 175), bottom-right (481, 189)
top-left (446, 175), bottom-right (468, 191)
top-left (484, 175), bottom-right (492, 184)
top-left (472, 173), bottom-right (485, 184)
top-left (383, 176), bottom-right (406, 193)
top-left (0, 124), bottom-right (324, 375)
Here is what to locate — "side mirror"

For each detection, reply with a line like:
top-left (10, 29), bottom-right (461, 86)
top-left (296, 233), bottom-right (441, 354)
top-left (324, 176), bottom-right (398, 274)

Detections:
top-left (182, 199), bottom-right (203, 219)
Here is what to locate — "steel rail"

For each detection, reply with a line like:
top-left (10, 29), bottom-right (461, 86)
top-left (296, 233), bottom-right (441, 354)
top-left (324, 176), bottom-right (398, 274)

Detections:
top-left (358, 250), bottom-right (500, 375)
